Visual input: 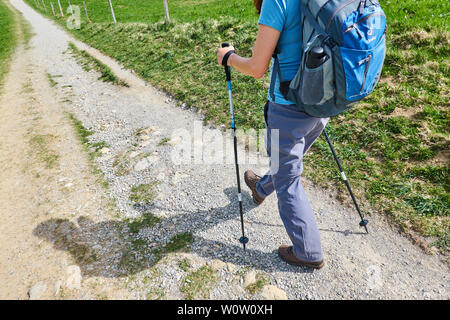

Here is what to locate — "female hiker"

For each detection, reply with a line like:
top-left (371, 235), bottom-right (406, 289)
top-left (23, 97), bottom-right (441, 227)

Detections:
top-left (217, 0), bottom-right (328, 269)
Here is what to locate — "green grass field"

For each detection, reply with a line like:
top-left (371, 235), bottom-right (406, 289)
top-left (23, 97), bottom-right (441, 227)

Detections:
top-left (0, 0), bottom-right (17, 86)
top-left (25, 0), bottom-right (450, 252)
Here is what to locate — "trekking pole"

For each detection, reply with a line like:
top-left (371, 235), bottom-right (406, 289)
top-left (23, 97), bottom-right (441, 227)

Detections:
top-left (221, 42), bottom-right (249, 250)
top-left (323, 129), bottom-right (369, 233)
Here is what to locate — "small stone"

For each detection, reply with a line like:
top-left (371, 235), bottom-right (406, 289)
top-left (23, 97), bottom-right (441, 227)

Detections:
top-left (147, 156), bottom-right (159, 164)
top-left (134, 158), bottom-right (149, 171)
top-left (168, 137), bottom-right (182, 146)
top-left (129, 151), bottom-right (140, 158)
top-left (139, 140), bottom-right (151, 147)
top-left (156, 172), bottom-right (165, 180)
top-left (29, 282), bottom-right (47, 300)
top-left (100, 147), bottom-right (110, 154)
top-left (243, 270), bottom-right (257, 288)
top-left (65, 265), bottom-right (82, 290)
top-left (139, 134), bottom-right (150, 141)
top-left (134, 156), bottom-right (158, 171)
top-left (172, 172), bottom-right (189, 184)
top-left (141, 127), bottom-right (154, 135)
top-left (226, 263), bottom-right (236, 273)
top-left (260, 285), bottom-right (288, 300)
top-left (209, 259), bottom-right (227, 271)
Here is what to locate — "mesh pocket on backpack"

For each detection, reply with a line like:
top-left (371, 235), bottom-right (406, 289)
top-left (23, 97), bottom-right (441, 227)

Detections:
top-left (298, 45), bottom-right (334, 106)
top-left (300, 64), bottom-right (325, 105)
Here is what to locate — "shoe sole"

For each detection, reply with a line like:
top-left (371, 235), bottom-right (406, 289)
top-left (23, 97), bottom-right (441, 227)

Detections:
top-left (277, 251), bottom-right (324, 269)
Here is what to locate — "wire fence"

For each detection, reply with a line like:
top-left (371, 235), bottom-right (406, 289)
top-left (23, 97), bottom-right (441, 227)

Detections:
top-left (31, 0), bottom-right (171, 25)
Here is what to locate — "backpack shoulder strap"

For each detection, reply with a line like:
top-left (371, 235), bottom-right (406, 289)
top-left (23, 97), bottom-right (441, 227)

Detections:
top-left (301, 2), bottom-right (327, 37)
top-left (269, 45), bottom-right (283, 101)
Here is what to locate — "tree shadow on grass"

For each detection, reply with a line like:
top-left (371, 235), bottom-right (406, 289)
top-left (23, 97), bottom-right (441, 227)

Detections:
top-left (33, 187), bottom-right (318, 278)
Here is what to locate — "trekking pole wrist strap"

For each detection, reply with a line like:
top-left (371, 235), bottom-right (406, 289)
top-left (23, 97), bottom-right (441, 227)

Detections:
top-left (222, 50), bottom-right (235, 67)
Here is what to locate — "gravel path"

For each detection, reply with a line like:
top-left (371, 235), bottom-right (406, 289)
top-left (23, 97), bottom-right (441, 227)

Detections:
top-left (10, 0), bottom-right (449, 300)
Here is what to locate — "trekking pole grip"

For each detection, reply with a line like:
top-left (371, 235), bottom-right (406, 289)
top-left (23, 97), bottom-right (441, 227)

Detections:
top-left (221, 42), bottom-right (233, 82)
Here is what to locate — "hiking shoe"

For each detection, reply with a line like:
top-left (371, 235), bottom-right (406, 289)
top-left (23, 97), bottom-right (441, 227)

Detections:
top-left (278, 245), bottom-right (324, 269)
top-left (244, 170), bottom-right (265, 205)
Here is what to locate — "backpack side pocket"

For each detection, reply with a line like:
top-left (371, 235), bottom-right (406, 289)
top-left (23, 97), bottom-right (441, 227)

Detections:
top-left (294, 43), bottom-right (334, 106)
top-left (300, 64), bottom-right (325, 105)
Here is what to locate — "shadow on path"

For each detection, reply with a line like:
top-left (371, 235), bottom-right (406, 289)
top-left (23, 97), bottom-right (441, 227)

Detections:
top-left (33, 187), bottom-right (325, 278)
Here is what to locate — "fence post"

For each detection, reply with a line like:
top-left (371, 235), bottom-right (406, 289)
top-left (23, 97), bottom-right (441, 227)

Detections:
top-left (163, 0), bottom-right (170, 23)
top-left (50, 2), bottom-right (55, 15)
top-left (41, 0), bottom-right (47, 12)
top-left (83, 1), bottom-right (90, 22)
top-left (108, 0), bottom-right (117, 23)
top-left (57, 0), bottom-right (64, 16)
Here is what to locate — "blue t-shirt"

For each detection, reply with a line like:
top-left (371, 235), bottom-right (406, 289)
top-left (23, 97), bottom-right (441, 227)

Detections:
top-left (258, 0), bottom-right (302, 105)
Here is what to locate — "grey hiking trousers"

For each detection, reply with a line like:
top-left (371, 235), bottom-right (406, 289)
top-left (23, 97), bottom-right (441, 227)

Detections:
top-left (256, 101), bottom-right (328, 263)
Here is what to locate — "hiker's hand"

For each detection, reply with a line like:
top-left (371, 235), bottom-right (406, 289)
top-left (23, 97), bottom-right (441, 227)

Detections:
top-left (217, 45), bottom-right (235, 66)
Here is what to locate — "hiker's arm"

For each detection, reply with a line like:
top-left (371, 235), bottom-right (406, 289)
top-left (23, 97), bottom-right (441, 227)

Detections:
top-left (217, 24), bottom-right (280, 79)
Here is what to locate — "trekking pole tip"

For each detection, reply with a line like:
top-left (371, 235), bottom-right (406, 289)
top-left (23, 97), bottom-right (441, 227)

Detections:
top-left (359, 219), bottom-right (369, 233)
top-left (359, 219), bottom-right (369, 227)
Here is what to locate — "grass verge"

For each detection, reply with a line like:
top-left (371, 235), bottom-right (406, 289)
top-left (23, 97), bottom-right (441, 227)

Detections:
top-left (67, 112), bottom-right (110, 188)
top-left (0, 0), bottom-right (33, 87)
top-left (68, 42), bottom-right (127, 86)
top-left (0, 0), bottom-right (17, 87)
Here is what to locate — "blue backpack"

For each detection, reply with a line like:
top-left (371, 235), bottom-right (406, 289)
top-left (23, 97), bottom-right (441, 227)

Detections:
top-left (272, 0), bottom-right (387, 117)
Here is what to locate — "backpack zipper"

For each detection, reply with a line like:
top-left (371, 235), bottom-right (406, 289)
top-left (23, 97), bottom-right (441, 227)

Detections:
top-left (359, 54), bottom-right (372, 92)
top-left (326, 0), bottom-right (360, 32)
top-left (344, 12), bottom-right (386, 36)
top-left (345, 24), bottom-right (364, 37)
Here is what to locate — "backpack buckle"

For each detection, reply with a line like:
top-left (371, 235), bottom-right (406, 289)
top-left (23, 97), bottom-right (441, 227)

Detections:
top-left (279, 81), bottom-right (292, 100)
top-left (323, 35), bottom-right (336, 48)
